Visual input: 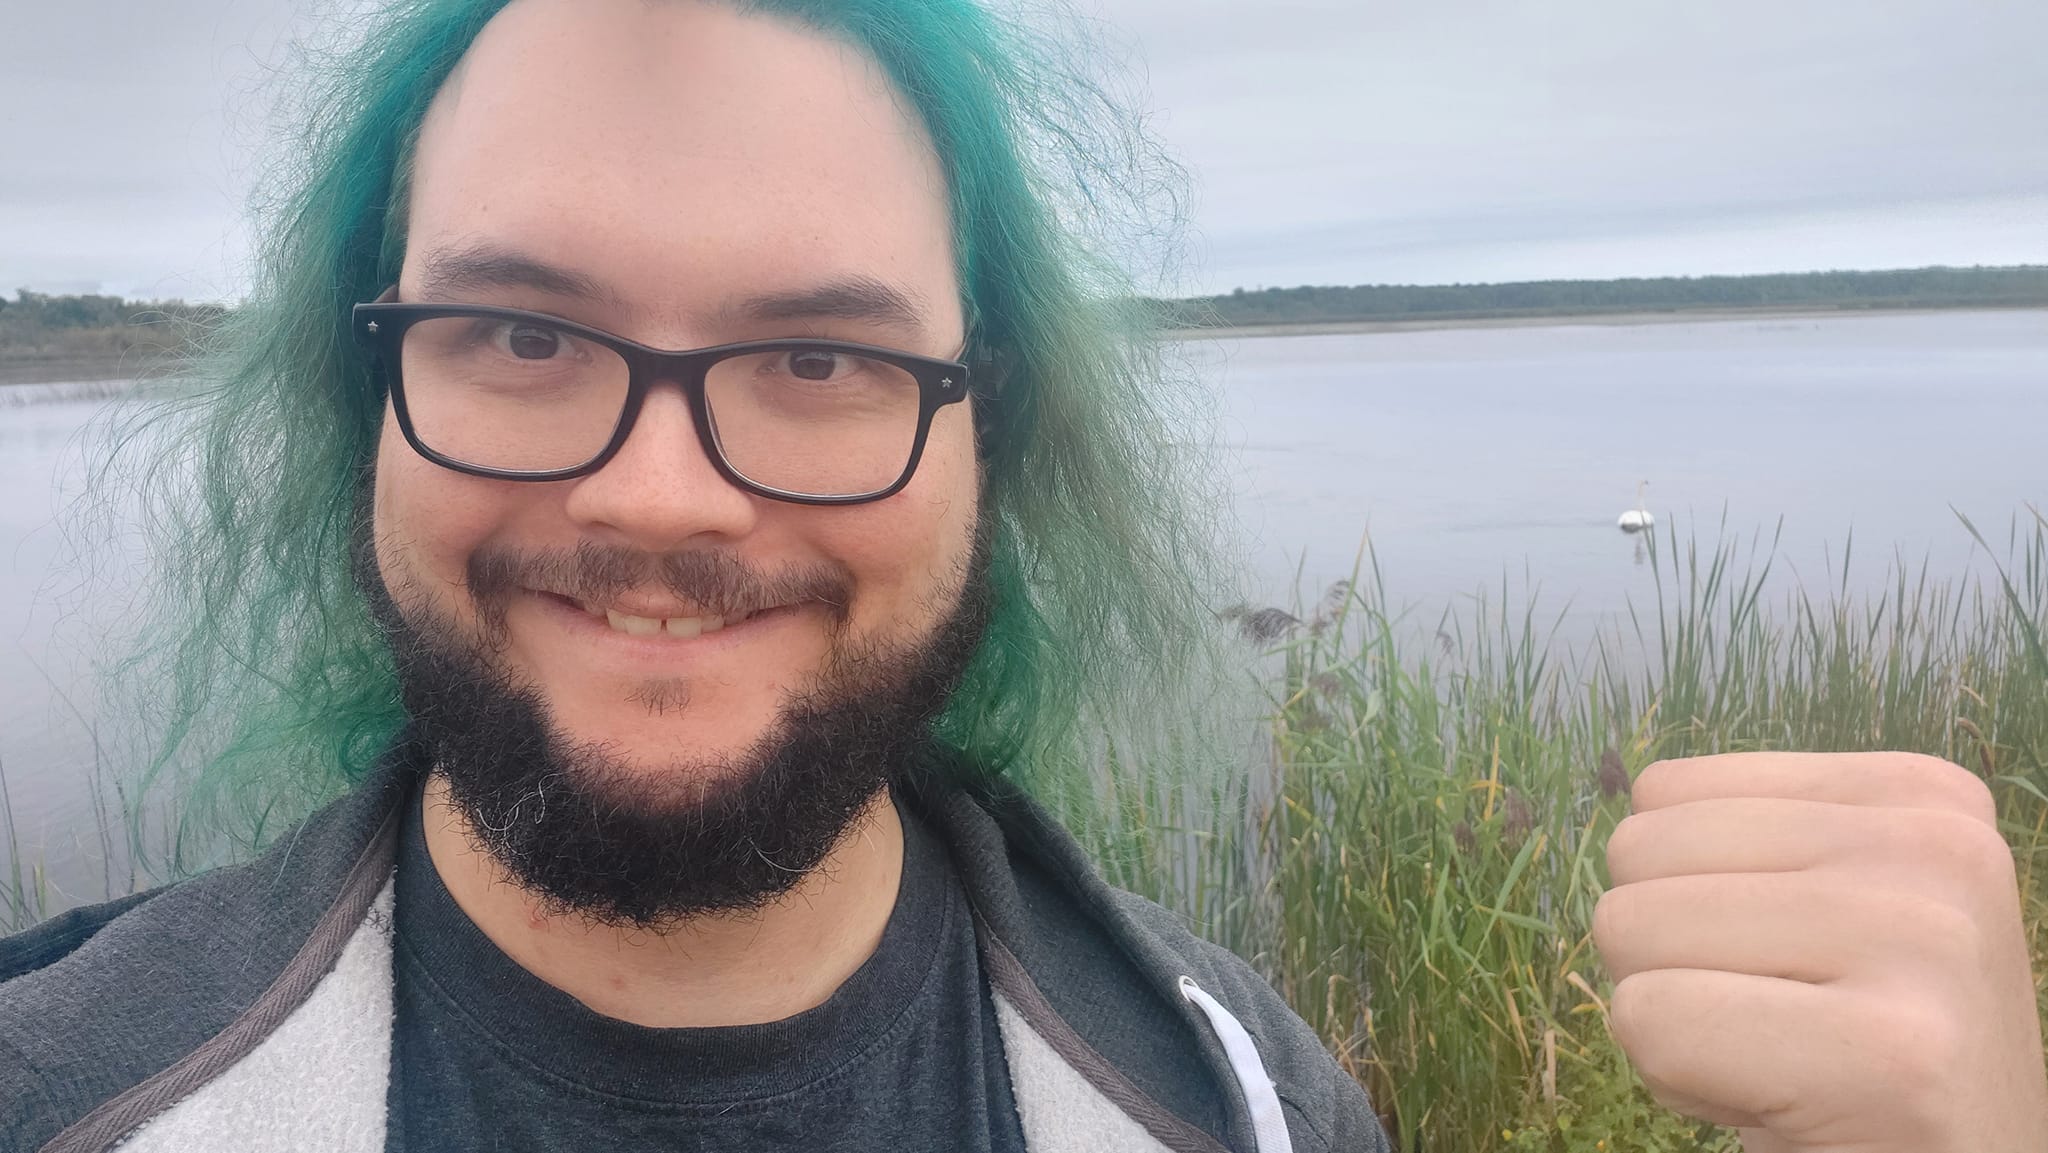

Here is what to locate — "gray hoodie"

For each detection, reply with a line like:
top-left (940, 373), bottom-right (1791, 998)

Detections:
top-left (0, 741), bottom-right (1393, 1153)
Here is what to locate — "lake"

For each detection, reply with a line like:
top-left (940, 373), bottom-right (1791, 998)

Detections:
top-left (3, 308), bottom-right (2044, 905)
top-left (1208, 309), bottom-right (2046, 618)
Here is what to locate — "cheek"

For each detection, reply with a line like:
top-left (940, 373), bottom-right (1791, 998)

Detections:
top-left (825, 404), bottom-right (980, 612)
top-left (904, 403), bottom-right (981, 556)
top-left (372, 413), bottom-right (506, 606)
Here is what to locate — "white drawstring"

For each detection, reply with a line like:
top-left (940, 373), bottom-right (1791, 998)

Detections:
top-left (1178, 975), bottom-right (1296, 1153)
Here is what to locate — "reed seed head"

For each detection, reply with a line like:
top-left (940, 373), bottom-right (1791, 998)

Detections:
top-left (1598, 746), bottom-right (1630, 798)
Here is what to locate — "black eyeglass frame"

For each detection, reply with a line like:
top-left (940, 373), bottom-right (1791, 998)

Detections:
top-left (351, 299), bottom-right (977, 506)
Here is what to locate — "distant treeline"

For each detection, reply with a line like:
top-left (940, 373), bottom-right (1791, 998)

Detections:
top-left (0, 290), bottom-right (222, 384)
top-left (4, 266), bottom-right (2046, 383)
top-left (1168, 265), bottom-right (2048, 329)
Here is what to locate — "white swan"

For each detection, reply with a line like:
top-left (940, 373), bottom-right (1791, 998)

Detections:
top-left (1617, 480), bottom-right (1654, 533)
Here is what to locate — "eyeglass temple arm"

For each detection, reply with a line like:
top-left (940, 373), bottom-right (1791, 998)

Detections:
top-left (971, 344), bottom-right (1014, 398)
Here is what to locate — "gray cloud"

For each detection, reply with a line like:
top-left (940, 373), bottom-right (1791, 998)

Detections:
top-left (0, 0), bottom-right (313, 298)
top-left (1098, 0), bottom-right (2048, 289)
top-left (2, 0), bottom-right (2042, 299)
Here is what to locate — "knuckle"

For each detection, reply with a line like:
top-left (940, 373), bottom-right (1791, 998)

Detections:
top-left (1630, 759), bottom-right (1683, 809)
top-left (1869, 999), bottom-right (1959, 1091)
top-left (1923, 811), bottom-right (2018, 890)
top-left (1891, 753), bottom-right (1996, 822)
top-left (1882, 889), bottom-right (1986, 973)
top-left (1961, 818), bottom-right (2017, 880)
top-left (1590, 887), bottom-right (1630, 956)
top-left (1921, 895), bottom-right (1986, 963)
top-left (1604, 813), bottom-right (1651, 881)
top-left (1934, 766), bottom-right (1997, 825)
top-left (1607, 971), bottom-right (1660, 1056)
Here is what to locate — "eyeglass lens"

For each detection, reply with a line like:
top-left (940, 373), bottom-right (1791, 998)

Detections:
top-left (397, 315), bottom-right (925, 497)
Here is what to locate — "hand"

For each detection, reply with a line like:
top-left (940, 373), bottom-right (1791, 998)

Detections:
top-left (1591, 752), bottom-right (2048, 1153)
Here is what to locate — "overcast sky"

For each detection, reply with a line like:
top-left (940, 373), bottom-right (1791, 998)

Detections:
top-left (4, 0), bottom-right (2044, 300)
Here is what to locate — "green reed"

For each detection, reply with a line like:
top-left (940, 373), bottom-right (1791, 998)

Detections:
top-left (1100, 511), bottom-right (2048, 1153)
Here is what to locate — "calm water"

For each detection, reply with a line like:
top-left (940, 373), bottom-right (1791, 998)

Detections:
top-left (1207, 309), bottom-right (2047, 618)
top-left (2, 309), bottom-right (2044, 902)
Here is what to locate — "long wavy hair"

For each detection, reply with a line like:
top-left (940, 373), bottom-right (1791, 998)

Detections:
top-left (92, 0), bottom-right (1241, 867)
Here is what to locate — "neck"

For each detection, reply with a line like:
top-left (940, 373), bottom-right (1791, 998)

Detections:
top-left (419, 773), bottom-right (906, 1028)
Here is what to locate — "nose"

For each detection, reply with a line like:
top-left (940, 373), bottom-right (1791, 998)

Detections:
top-left (561, 382), bottom-right (759, 548)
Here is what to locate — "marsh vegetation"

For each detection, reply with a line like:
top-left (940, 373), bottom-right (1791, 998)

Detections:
top-left (1076, 515), bottom-right (2048, 1151)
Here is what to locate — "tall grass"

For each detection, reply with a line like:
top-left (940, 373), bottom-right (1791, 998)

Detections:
top-left (6, 513), bottom-right (2046, 1152)
top-left (1097, 512), bottom-right (2048, 1152)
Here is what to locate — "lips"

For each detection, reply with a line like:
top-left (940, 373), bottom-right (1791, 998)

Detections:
top-left (528, 589), bottom-right (778, 640)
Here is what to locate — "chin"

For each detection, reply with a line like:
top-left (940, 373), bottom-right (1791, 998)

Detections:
top-left (554, 689), bottom-right (789, 770)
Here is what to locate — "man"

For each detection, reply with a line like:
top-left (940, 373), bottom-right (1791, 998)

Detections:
top-left (2, 2), bottom-right (2042, 1152)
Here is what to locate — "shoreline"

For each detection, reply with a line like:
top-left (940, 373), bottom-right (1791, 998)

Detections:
top-left (0, 359), bottom-right (164, 388)
top-left (0, 378), bottom-right (140, 408)
top-left (1163, 302), bottom-right (2048, 341)
top-left (3, 304), bottom-right (2042, 385)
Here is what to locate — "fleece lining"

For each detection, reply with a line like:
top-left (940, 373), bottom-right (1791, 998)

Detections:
top-left (990, 990), bottom-right (1176, 1153)
top-left (116, 884), bottom-right (398, 1153)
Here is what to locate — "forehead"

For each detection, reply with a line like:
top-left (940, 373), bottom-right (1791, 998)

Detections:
top-left (403, 0), bottom-right (959, 334)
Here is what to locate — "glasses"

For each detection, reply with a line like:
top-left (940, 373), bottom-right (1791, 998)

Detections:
top-left (351, 298), bottom-right (978, 505)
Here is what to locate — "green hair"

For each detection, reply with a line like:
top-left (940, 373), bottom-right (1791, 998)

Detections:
top-left (95, 0), bottom-right (1243, 866)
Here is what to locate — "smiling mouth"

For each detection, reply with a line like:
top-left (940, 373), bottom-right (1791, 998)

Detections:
top-left (551, 594), bottom-right (769, 639)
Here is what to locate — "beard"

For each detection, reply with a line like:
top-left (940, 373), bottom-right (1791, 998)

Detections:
top-left (352, 504), bottom-right (991, 931)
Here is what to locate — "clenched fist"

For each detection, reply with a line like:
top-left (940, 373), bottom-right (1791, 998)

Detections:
top-left (1592, 752), bottom-right (2048, 1153)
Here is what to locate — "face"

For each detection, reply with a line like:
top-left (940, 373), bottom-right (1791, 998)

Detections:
top-left (375, 0), bottom-right (978, 770)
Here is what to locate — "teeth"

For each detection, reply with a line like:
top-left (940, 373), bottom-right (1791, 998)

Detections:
top-left (598, 610), bottom-right (745, 637)
top-left (605, 610), bottom-right (662, 637)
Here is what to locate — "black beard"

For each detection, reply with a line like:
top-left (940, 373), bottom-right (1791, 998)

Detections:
top-left (352, 504), bottom-right (990, 931)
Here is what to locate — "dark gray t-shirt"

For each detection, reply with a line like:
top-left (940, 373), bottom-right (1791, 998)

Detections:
top-left (386, 783), bottom-right (1029, 1152)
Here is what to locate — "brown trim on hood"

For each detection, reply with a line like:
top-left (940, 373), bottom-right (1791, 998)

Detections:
top-left (39, 802), bottom-right (404, 1153)
top-left (976, 918), bottom-right (1233, 1153)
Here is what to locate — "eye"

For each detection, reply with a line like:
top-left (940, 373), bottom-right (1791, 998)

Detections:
top-left (787, 349), bottom-right (843, 381)
top-left (494, 323), bottom-right (564, 360)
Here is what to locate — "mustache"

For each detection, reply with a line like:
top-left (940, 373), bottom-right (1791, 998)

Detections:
top-left (467, 541), bottom-right (854, 622)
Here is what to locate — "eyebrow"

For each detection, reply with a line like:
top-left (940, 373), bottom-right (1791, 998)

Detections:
top-left (415, 243), bottom-right (620, 306)
top-left (413, 243), bottom-right (930, 335)
top-left (729, 277), bottom-right (931, 334)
